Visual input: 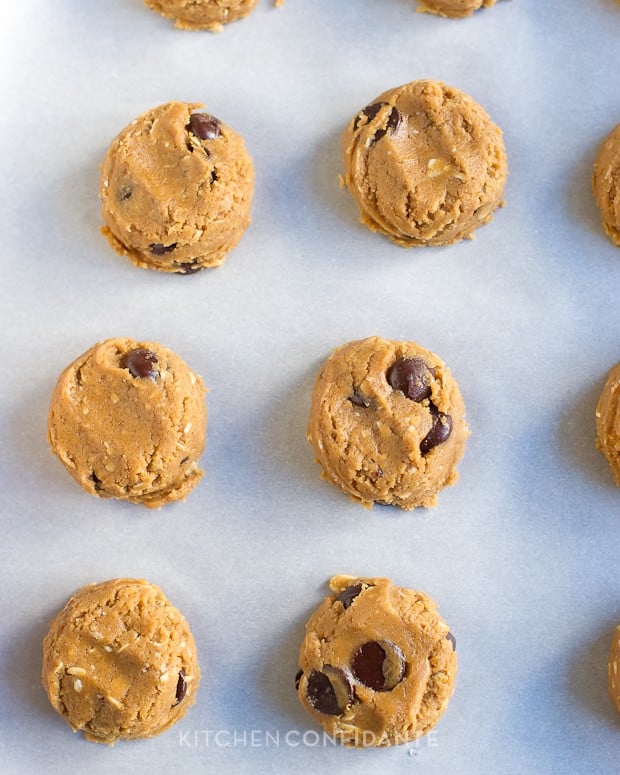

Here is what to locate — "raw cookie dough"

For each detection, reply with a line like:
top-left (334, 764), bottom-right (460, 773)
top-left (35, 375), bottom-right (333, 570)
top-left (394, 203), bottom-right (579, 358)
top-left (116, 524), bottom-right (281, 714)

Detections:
top-left (47, 337), bottom-right (207, 508)
top-left (609, 624), bottom-right (620, 714)
top-left (595, 362), bottom-right (620, 485)
top-left (307, 336), bottom-right (469, 510)
top-left (296, 576), bottom-right (457, 747)
top-left (592, 124), bottom-right (620, 246)
top-left (417, 0), bottom-right (496, 18)
top-left (42, 579), bottom-right (200, 744)
top-left (342, 79), bottom-right (507, 247)
top-left (101, 101), bottom-right (254, 273)
top-left (144, 0), bottom-right (257, 31)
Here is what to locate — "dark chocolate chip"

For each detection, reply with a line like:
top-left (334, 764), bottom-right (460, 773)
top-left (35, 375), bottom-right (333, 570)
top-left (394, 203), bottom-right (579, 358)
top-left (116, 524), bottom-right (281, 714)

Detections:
top-left (353, 101), bottom-right (386, 131)
top-left (376, 467), bottom-right (384, 478)
top-left (336, 583), bottom-right (364, 609)
top-left (211, 168), bottom-right (218, 183)
top-left (351, 641), bottom-right (406, 691)
top-left (174, 669), bottom-right (187, 705)
top-left (90, 472), bottom-right (102, 491)
top-left (123, 348), bottom-right (158, 380)
top-left (295, 669), bottom-right (303, 690)
top-left (188, 113), bottom-right (221, 141)
top-left (387, 357), bottom-right (432, 402)
top-left (118, 186), bottom-right (132, 202)
top-left (306, 667), bottom-right (352, 716)
top-left (349, 389), bottom-right (371, 408)
top-left (175, 261), bottom-right (203, 275)
top-left (150, 243), bottom-right (177, 255)
top-left (373, 107), bottom-right (402, 144)
top-left (446, 632), bottom-right (456, 650)
top-left (420, 405), bottom-right (453, 455)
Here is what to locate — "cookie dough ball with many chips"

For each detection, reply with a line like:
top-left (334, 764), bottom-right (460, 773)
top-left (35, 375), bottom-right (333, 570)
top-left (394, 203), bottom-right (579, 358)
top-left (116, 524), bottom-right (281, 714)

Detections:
top-left (342, 79), bottom-right (507, 247)
top-left (592, 124), bottom-right (620, 247)
top-left (144, 0), bottom-right (257, 31)
top-left (417, 0), bottom-right (496, 18)
top-left (100, 101), bottom-right (254, 273)
top-left (596, 362), bottom-right (620, 485)
top-left (296, 576), bottom-right (457, 747)
top-left (307, 336), bottom-right (469, 510)
top-left (42, 579), bottom-right (200, 744)
top-left (47, 337), bottom-right (207, 508)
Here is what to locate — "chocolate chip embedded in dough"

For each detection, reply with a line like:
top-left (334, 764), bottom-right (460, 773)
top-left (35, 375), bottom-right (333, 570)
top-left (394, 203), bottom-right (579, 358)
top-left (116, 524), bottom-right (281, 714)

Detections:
top-left (149, 243), bottom-right (177, 256)
top-left (351, 641), bottom-right (406, 691)
top-left (174, 669), bottom-right (187, 705)
top-left (349, 389), bottom-right (371, 408)
top-left (306, 667), bottom-right (353, 716)
top-left (420, 405), bottom-right (453, 455)
top-left (336, 583), bottom-right (364, 609)
top-left (176, 261), bottom-right (203, 275)
top-left (117, 186), bottom-right (133, 202)
top-left (387, 357), bottom-right (432, 402)
top-left (188, 113), bottom-right (221, 141)
top-left (123, 348), bottom-right (159, 380)
top-left (446, 632), bottom-right (456, 650)
top-left (295, 669), bottom-right (303, 690)
top-left (373, 107), bottom-right (402, 144)
top-left (353, 101), bottom-right (387, 131)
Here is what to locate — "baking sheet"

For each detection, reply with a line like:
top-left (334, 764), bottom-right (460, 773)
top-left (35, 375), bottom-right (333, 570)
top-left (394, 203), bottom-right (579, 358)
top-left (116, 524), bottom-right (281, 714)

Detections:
top-left (1, 1), bottom-right (619, 772)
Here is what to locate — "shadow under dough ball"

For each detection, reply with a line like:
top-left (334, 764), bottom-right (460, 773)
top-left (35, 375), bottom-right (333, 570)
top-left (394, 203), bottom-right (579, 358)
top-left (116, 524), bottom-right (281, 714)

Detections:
top-left (592, 124), bottom-right (620, 247)
top-left (100, 101), bottom-right (254, 273)
top-left (595, 362), bottom-right (620, 485)
top-left (342, 79), bottom-right (507, 247)
top-left (307, 336), bottom-right (469, 510)
top-left (417, 0), bottom-right (496, 18)
top-left (47, 337), bottom-right (207, 508)
top-left (143, 0), bottom-right (258, 31)
top-left (296, 575), bottom-right (457, 747)
top-left (42, 579), bottom-right (200, 744)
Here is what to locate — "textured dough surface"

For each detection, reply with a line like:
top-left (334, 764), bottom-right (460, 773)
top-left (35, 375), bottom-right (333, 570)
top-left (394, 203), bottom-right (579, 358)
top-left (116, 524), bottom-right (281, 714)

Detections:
top-left (100, 101), bottom-right (254, 272)
top-left (592, 124), bottom-right (620, 246)
top-left (417, 0), bottom-right (496, 18)
top-left (144, 0), bottom-right (257, 30)
top-left (609, 625), bottom-right (620, 714)
top-left (307, 336), bottom-right (469, 510)
top-left (296, 576), bottom-right (457, 747)
top-left (596, 362), bottom-right (620, 485)
top-left (47, 337), bottom-right (207, 508)
top-left (342, 79), bottom-right (507, 247)
top-left (42, 579), bottom-right (200, 744)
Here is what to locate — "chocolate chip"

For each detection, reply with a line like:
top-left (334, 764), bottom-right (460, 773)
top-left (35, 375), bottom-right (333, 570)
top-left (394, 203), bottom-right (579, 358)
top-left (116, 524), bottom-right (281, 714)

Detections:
top-left (336, 583), bottom-right (364, 609)
top-left (373, 107), bottom-right (401, 144)
top-left (387, 357), bottom-right (432, 402)
top-left (118, 186), bottom-right (132, 201)
top-left (306, 666), bottom-right (352, 716)
top-left (353, 101), bottom-right (386, 131)
top-left (446, 632), bottom-right (456, 650)
top-left (150, 243), bottom-right (177, 255)
top-left (188, 113), bottom-right (221, 141)
top-left (351, 641), bottom-right (406, 691)
top-left (175, 261), bottom-right (203, 275)
top-left (295, 669), bottom-right (303, 690)
top-left (376, 466), bottom-right (383, 478)
top-left (90, 472), bottom-right (102, 491)
top-left (349, 389), bottom-right (370, 408)
top-left (123, 348), bottom-right (158, 380)
top-left (174, 669), bottom-right (187, 705)
top-left (420, 405), bottom-right (452, 455)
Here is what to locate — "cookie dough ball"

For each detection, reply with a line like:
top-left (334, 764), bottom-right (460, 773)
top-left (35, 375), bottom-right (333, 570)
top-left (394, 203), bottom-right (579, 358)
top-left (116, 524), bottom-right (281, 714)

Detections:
top-left (144, 0), bottom-right (257, 31)
top-left (100, 102), bottom-right (254, 273)
top-left (609, 625), bottom-right (620, 714)
top-left (47, 337), bottom-right (207, 508)
top-left (342, 79), bottom-right (507, 247)
top-left (593, 125), bottom-right (620, 247)
top-left (307, 336), bottom-right (469, 510)
top-left (417, 0), bottom-right (496, 18)
top-left (42, 579), bottom-right (200, 744)
top-left (596, 362), bottom-right (620, 485)
top-left (296, 576), bottom-right (457, 747)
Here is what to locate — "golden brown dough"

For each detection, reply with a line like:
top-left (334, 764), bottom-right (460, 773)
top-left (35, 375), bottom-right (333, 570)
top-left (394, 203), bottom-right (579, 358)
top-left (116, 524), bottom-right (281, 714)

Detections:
top-left (42, 579), bottom-right (200, 744)
top-left (417, 0), bottom-right (496, 18)
top-left (296, 575), bottom-right (457, 747)
top-left (144, 0), bottom-right (257, 31)
top-left (596, 362), bottom-right (620, 485)
top-left (592, 125), bottom-right (620, 246)
top-left (342, 79), bottom-right (507, 247)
